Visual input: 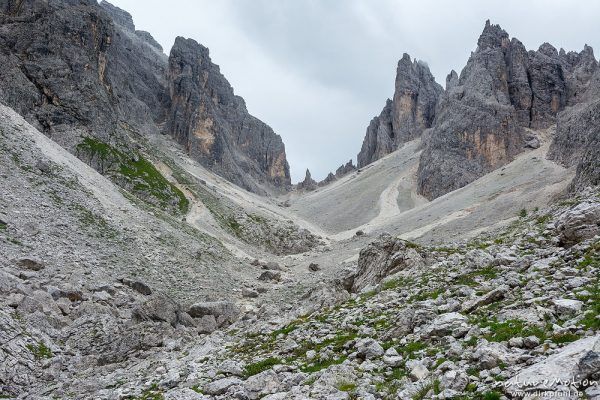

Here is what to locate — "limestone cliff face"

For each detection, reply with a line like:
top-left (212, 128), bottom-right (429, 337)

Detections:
top-left (166, 37), bottom-right (291, 194)
top-left (357, 55), bottom-right (442, 167)
top-left (416, 21), bottom-right (599, 200)
top-left (357, 100), bottom-right (395, 168)
top-left (417, 22), bottom-right (524, 199)
top-left (549, 67), bottom-right (600, 191)
top-left (0, 0), bottom-right (291, 196)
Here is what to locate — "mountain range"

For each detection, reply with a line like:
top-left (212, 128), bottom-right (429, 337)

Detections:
top-left (1, 1), bottom-right (600, 399)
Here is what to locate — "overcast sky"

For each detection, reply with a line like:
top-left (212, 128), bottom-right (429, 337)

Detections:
top-left (107, 0), bottom-right (600, 182)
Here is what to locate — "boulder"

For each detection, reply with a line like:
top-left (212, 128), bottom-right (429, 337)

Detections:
top-left (121, 278), bottom-right (153, 296)
top-left (352, 233), bottom-right (424, 292)
top-left (258, 271), bottom-right (281, 282)
top-left (187, 301), bottom-right (239, 327)
top-left (421, 312), bottom-right (469, 338)
top-left (355, 338), bottom-right (384, 360)
top-left (16, 257), bottom-right (45, 271)
top-left (556, 201), bottom-right (600, 245)
top-left (132, 294), bottom-right (194, 328)
top-left (505, 335), bottom-right (600, 397)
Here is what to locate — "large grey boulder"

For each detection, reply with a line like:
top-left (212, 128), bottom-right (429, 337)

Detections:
top-left (132, 294), bottom-right (195, 328)
top-left (420, 312), bottom-right (469, 338)
top-left (187, 301), bottom-right (240, 328)
top-left (505, 335), bottom-right (600, 398)
top-left (555, 201), bottom-right (600, 245)
top-left (352, 233), bottom-right (424, 292)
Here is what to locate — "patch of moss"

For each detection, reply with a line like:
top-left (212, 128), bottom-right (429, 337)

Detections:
top-left (0, 221), bottom-right (6, 231)
top-left (336, 381), bottom-right (357, 392)
top-left (396, 341), bottom-right (427, 359)
top-left (271, 323), bottom-right (298, 338)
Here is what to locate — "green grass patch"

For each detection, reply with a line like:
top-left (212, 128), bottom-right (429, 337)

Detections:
top-left (244, 357), bottom-right (282, 377)
top-left (300, 356), bottom-right (347, 373)
top-left (478, 318), bottom-right (546, 342)
top-left (337, 381), bottom-right (357, 392)
top-left (271, 324), bottom-right (298, 338)
top-left (396, 341), bottom-right (427, 359)
top-left (26, 341), bottom-right (52, 359)
top-left (77, 137), bottom-right (188, 214)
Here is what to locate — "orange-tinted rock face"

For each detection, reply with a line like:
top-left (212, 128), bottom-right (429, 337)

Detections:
top-left (358, 54), bottom-right (442, 168)
top-left (166, 37), bottom-right (290, 195)
top-left (417, 20), bottom-right (598, 200)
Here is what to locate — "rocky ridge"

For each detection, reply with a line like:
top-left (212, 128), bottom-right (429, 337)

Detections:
top-left (358, 21), bottom-right (599, 200)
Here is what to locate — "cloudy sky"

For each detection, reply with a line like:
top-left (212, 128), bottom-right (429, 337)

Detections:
top-left (107, 0), bottom-right (600, 182)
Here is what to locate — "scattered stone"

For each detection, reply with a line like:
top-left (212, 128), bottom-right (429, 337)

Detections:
top-left (258, 271), bottom-right (281, 282)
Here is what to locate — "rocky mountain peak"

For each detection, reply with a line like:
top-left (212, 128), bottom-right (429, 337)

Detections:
top-left (99, 0), bottom-right (135, 31)
top-left (477, 19), bottom-right (509, 50)
top-left (357, 52), bottom-right (442, 167)
top-left (297, 168), bottom-right (317, 191)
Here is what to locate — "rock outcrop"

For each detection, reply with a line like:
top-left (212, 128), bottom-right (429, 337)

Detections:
top-left (166, 37), bottom-right (291, 195)
top-left (317, 160), bottom-right (356, 187)
top-left (358, 54), bottom-right (442, 167)
top-left (351, 233), bottom-right (425, 292)
top-left (296, 169), bottom-right (317, 191)
top-left (417, 21), bottom-right (599, 200)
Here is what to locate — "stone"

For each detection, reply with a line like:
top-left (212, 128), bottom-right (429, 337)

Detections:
top-left (187, 301), bottom-right (240, 327)
top-left (196, 315), bottom-right (218, 334)
top-left (505, 335), bottom-right (600, 397)
top-left (352, 233), bottom-right (424, 292)
top-left (258, 271), bottom-right (281, 282)
top-left (555, 201), bottom-right (600, 245)
top-left (440, 370), bottom-right (469, 392)
top-left (355, 338), bottom-right (384, 360)
top-left (242, 288), bottom-right (259, 298)
top-left (406, 360), bottom-right (429, 381)
top-left (132, 294), bottom-right (189, 328)
top-left (461, 286), bottom-right (508, 313)
top-left (16, 258), bottom-right (45, 271)
top-left (218, 360), bottom-right (244, 377)
top-left (308, 263), bottom-right (320, 272)
top-left (421, 312), bottom-right (469, 338)
top-left (204, 377), bottom-right (242, 396)
top-left (264, 262), bottom-right (283, 271)
top-left (121, 278), bottom-right (153, 296)
top-left (523, 336), bottom-right (541, 349)
top-left (383, 347), bottom-right (403, 367)
top-left (553, 299), bottom-right (584, 317)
